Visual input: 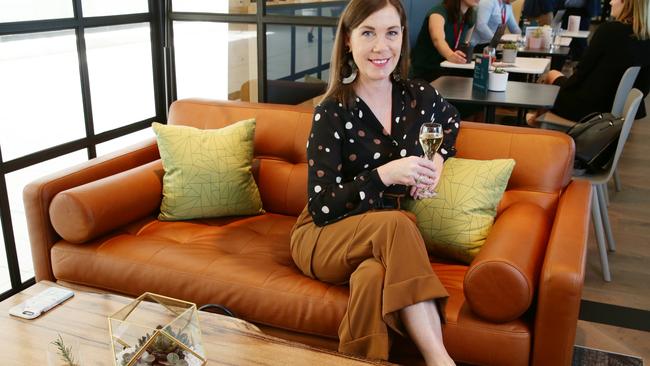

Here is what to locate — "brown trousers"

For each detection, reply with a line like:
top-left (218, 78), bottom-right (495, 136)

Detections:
top-left (290, 206), bottom-right (449, 360)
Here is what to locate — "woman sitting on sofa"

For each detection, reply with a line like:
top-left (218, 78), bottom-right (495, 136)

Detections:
top-left (290, 0), bottom-right (460, 365)
top-left (538, 0), bottom-right (650, 121)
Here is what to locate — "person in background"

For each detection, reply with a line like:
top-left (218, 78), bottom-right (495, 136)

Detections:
top-left (522, 0), bottom-right (556, 26)
top-left (538, 0), bottom-right (650, 121)
top-left (558, 0), bottom-right (593, 60)
top-left (291, 0), bottom-right (460, 365)
top-left (472, 0), bottom-right (521, 46)
top-left (410, 0), bottom-right (479, 82)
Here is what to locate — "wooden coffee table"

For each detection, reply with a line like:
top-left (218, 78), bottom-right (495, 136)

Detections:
top-left (0, 281), bottom-right (394, 365)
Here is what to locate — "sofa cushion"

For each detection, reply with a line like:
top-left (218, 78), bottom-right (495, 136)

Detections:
top-left (464, 202), bottom-right (550, 323)
top-left (50, 213), bottom-right (347, 338)
top-left (49, 214), bottom-right (532, 366)
top-left (49, 160), bottom-right (164, 244)
top-left (166, 100), bottom-right (313, 217)
top-left (403, 158), bottom-right (515, 264)
top-left (152, 120), bottom-right (264, 220)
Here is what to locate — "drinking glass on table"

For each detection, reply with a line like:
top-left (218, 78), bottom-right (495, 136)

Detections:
top-left (418, 122), bottom-right (444, 195)
top-left (551, 23), bottom-right (561, 50)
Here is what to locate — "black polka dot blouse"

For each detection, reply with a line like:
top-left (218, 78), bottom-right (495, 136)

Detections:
top-left (307, 79), bottom-right (460, 227)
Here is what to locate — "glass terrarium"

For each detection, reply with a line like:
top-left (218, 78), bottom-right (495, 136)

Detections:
top-left (108, 293), bottom-right (206, 366)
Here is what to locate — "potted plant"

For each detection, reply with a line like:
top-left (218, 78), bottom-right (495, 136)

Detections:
top-left (528, 27), bottom-right (543, 49)
top-left (488, 67), bottom-right (508, 92)
top-left (501, 42), bottom-right (518, 63)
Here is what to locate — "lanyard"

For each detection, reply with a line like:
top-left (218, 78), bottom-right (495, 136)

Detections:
top-left (501, 4), bottom-right (507, 24)
top-left (453, 18), bottom-right (465, 50)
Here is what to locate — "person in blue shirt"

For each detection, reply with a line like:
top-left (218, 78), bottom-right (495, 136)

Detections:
top-left (472, 0), bottom-right (521, 46)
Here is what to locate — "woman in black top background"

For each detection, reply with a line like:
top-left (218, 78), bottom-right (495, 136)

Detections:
top-left (543, 0), bottom-right (650, 121)
top-left (290, 0), bottom-right (459, 364)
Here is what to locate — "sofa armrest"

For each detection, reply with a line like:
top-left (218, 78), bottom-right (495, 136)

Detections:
top-left (23, 138), bottom-right (160, 281)
top-left (464, 202), bottom-right (551, 322)
top-left (532, 180), bottom-right (591, 366)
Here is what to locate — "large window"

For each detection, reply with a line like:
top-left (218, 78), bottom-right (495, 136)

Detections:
top-left (174, 22), bottom-right (257, 102)
top-left (169, 0), bottom-right (342, 104)
top-left (0, 0), bottom-right (73, 23)
top-left (0, 30), bottom-right (85, 161)
top-left (0, 0), bottom-right (164, 299)
top-left (85, 23), bottom-right (156, 133)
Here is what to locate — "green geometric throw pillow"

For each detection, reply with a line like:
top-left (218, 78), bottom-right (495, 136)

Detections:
top-left (152, 119), bottom-right (264, 221)
top-left (403, 157), bottom-right (515, 264)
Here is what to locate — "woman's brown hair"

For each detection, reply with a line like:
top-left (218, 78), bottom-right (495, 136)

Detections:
top-left (616, 0), bottom-right (650, 40)
top-left (443, 0), bottom-right (475, 27)
top-left (322, 0), bottom-right (409, 108)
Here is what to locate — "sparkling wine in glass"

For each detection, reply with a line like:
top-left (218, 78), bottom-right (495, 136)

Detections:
top-left (418, 122), bottom-right (443, 196)
top-left (419, 122), bottom-right (444, 160)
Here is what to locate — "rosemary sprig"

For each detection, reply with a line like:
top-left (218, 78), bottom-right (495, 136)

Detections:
top-left (51, 334), bottom-right (78, 366)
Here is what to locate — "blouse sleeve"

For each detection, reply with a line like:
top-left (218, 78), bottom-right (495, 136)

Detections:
top-left (306, 105), bottom-right (388, 227)
top-left (422, 81), bottom-right (460, 160)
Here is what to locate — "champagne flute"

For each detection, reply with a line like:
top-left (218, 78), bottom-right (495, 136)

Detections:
top-left (419, 122), bottom-right (443, 160)
top-left (418, 122), bottom-right (444, 195)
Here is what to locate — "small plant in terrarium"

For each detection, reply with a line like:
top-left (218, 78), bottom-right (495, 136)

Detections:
top-left (109, 293), bottom-right (206, 366)
top-left (532, 27), bottom-right (544, 38)
top-left (493, 67), bottom-right (507, 74)
top-left (117, 325), bottom-right (194, 366)
top-left (502, 42), bottom-right (517, 49)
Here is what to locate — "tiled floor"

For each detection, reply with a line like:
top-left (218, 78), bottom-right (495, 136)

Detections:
top-left (575, 320), bottom-right (649, 362)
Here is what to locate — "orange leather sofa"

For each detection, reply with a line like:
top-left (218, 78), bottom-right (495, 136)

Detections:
top-left (24, 99), bottom-right (591, 366)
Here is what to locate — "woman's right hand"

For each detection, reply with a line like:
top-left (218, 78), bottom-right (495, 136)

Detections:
top-left (376, 156), bottom-right (437, 187)
top-left (447, 50), bottom-right (467, 64)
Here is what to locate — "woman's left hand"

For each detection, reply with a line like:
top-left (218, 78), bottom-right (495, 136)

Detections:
top-left (409, 153), bottom-right (444, 199)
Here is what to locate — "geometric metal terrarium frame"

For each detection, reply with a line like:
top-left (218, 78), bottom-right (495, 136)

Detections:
top-left (108, 292), bottom-right (207, 366)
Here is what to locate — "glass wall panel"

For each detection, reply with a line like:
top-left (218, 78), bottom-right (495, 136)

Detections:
top-left (174, 22), bottom-right (257, 102)
top-left (5, 150), bottom-right (88, 283)
top-left (172, 0), bottom-right (254, 15)
top-left (0, 0), bottom-right (73, 23)
top-left (85, 24), bottom-right (155, 134)
top-left (81, 0), bottom-right (149, 17)
top-left (0, 30), bottom-right (86, 161)
top-left (265, 0), bottom-right (346, 18)
top-left (96, 128), bottom-right (154, 156)
top-left (266, 25), bottom-right (333, 104)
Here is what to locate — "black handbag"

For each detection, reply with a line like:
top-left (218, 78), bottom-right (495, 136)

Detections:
top-left (567, 112), bottom-right (623, 172)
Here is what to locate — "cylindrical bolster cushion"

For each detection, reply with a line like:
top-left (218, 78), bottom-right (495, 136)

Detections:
top-left (49, 160), bottom-right (164, 244)
top-left (464, 202), bottom-right (551, 323)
